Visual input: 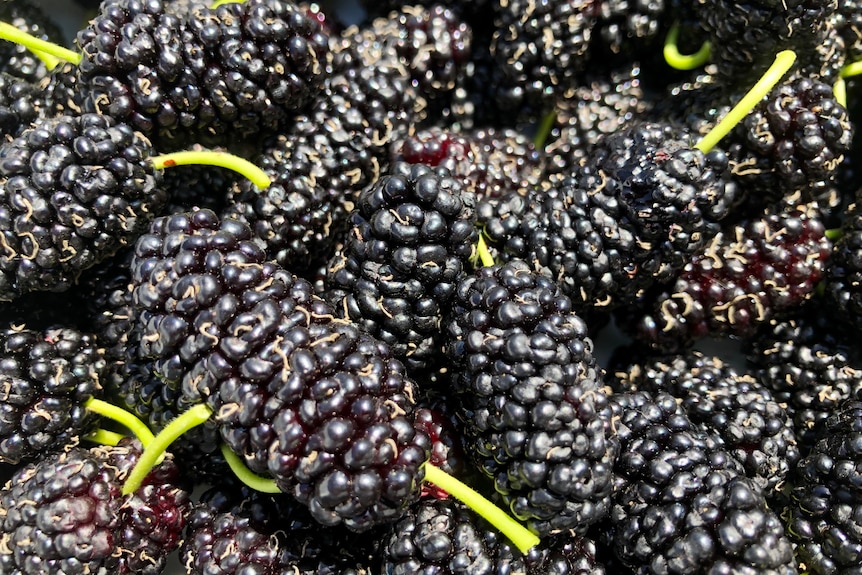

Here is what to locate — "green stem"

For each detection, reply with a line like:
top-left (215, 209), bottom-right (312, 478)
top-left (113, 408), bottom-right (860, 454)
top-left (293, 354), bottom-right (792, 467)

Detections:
top-left (834, 77), bottom-right (848, 109)
top-left (151, 150), bottom-right (271, 189)
top-left (85, 398), bottom-right (155, 447)
top-left (211, 0), bottom-right (245, 6)
top-left (220, 443), bottom-right (282, 493)
top-left (825, 227), bottom-right (843, 241)
top-left (121, 403), bottom-right (213, 495)
top-left (663, 22), bottom-right (711, 71)
top-left (30, 49), bottom-right (60, 70)
top-left (476, 233), bottom-right (496, 268)
top-left (533, 110), bottom-right (557, 149)
top-left (695, 50), bottom-right (796, 153)
top-left (423, 463), bottom-right (540, 554)
top-left (841, 60), bottom-right (862, 78)
top-left (82, 428), bottom-right (127, 446)
top-left (0, 21), bottom-right (82, 66)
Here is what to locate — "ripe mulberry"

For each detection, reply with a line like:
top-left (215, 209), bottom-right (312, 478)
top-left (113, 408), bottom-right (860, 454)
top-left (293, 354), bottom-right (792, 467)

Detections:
top-left (326, 161), bottom-right (477, 371)
top-left (445, 260), bottom-right (617, 536)
top-left (0, 113), bottom-right (164, 300)
top-left (608, 390), bottom-right (796, 574)
top-left (131, 209), bottom-right (431, 530)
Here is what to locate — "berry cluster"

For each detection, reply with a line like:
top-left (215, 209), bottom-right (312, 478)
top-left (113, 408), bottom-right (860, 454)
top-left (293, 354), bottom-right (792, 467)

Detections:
top-left (0, 0), bottom-right (860, 573)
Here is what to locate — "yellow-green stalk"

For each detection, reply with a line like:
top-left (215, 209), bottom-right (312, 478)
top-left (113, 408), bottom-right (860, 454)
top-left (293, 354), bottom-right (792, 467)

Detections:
top-left (220, 443), bottom-right (289, 494)
top-left (82, 428), bottom-right (127, 446)
top-left (0, 21), bottom-right (81, 65)
top-left (85, 398), bottom-right (155, 447)
top-left (151, 150), bottom-right (271, 189)
top-left (695, 50), bottom-right (797, 153)
top-left (121, 403), bottom-right (212, 495)
top-left (122, 402), bottom-right (540, 554)
top-left (663, 22), bottom-right (711, 71)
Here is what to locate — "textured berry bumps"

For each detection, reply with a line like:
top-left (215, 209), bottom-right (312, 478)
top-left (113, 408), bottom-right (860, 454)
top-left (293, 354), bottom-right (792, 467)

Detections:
top-left (445, 260), bottom-right (617, 536)
top-left (131, 209), bottom-right (430, 531)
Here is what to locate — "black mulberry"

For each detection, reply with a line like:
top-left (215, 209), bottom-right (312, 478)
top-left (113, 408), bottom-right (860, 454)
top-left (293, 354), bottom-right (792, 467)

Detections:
top-left (445, 260), bottom-right (617, 536)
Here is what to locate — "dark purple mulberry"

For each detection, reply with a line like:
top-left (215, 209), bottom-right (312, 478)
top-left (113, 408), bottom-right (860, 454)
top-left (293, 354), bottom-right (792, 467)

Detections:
top-left (131, 209), bottom-right (431, 531)
top-left (0, 113), bottom-right (164, 300)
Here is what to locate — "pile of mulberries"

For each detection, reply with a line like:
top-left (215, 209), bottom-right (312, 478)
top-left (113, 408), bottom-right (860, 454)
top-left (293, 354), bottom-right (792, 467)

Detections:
top-left (1, 0), bottom-right (862, 572)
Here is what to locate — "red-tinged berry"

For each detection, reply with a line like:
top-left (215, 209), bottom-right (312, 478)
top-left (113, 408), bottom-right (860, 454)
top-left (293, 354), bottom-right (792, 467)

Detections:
top-left (623, 204), bottom-right (832, 351)
top-left (414, 405), bottom-right (468, 499)
top-left (0, 439), bottom-right (190, 575)
top-left (131, 210), bottom-right (431, 531)
top-left (390, 126), bottom-right (544, 200)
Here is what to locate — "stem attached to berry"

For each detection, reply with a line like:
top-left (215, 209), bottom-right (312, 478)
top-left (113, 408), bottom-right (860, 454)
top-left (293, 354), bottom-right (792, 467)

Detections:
top-left (533, 110), bottom-right (557, 149)
top-left (220, 443), bottom-right (283, 493)
top-left (663, 22), bottom-right (711, 71)
top-left (217, 451), bottom-right (541, 554)
top-left (211, 0), bottom-right (245, 6)
top-left (85, 398), bottom-right (155, 447)
top-left (82, 428), bottom-right (127, 446)
top-left (834, 77), bottom-right (848, 109)
top-left (121, 403), bottom-right (213, 495)
top-left (0, 21), bottom-right (82, 66)
top-left (423, 463), bottom-right (540, 554)
top-left (151, 151), bottom-right (271, 189)
top-left (695, 50), bottom-right (797, 154)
